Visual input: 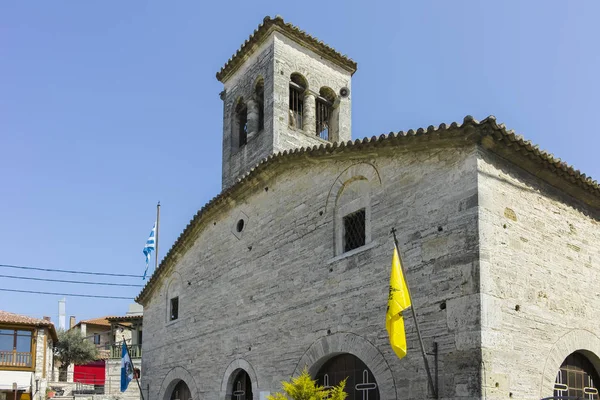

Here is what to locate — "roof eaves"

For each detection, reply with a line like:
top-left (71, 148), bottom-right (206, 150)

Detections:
top-left (135, 115), bottom-right (599, 304)
top-left (216, 16), bottom-right (357, 82)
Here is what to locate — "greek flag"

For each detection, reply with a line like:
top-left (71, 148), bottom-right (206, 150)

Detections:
top-left (120, 342), bottom-right (133, 392)
top-left (142, 222), bottom-right (156, 280)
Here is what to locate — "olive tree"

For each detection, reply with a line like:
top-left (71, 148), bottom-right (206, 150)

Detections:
top-left (54, 329), bottom-right (99, 381)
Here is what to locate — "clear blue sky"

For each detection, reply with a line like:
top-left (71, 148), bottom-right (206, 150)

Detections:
top-left (1, 1), bottom-right (598, 324)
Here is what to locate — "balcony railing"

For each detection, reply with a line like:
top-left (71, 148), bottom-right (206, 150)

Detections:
top-left (0, 350), bottom-right (32, 367)
top-left (110, 344), bottom-right (142, 359)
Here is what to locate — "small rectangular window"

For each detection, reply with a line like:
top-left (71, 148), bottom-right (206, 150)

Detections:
top-left (170, 297), bottom-right (179, 321)
top-left (93, 334), bottom-right (101, 345)
top-left (343, 209), bottom-right (366, 252)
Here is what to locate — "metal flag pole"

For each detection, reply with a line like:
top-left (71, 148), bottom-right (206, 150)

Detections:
top-left (391, 227), bottom-right (438, 398)
top-left (155, 201), bottom-right (160, 272)
top-left (121, 334), bottom-right (145, 400)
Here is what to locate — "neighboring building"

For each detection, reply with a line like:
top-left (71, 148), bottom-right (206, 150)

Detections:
top-left (0, 311), bottom-right (57, 400)
top-left (136, 16), bottom-right (600, 400)
top-left (105, 315), bottom-right (143, 398)
top-left (67, 305), bottom-right (143, 398)
top-left (69, 316), bottom-right (113, 387)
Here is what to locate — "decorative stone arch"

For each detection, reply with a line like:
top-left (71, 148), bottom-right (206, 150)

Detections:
top-left (325, 163), bottom-right (382, 256)
top-left (165, 272), bottom-right (183, 323)
top-left (539, 329), bottom-right (600, 397)
top-left (157, 366), bottom-right (200, 400)
top-left (325, 162), bottom-right (382, 212)
top-left (219, 358), bottom-right (260, 399)
top-left (293, 332), bottom-right (397, 400)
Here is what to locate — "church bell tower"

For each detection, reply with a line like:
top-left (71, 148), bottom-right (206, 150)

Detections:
top-left (216, 16), bottom-right (358, 189)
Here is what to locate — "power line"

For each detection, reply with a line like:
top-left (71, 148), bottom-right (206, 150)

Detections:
top-left (0, 274), bottom-right (143, 287)
top-left (0, 263), bottom-right (143, 278)
top-left (0, 288), bottom-right (133, 300)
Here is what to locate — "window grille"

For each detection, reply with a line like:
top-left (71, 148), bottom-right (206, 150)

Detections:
top-left (289, 81), bottom-right (304, 129)
top-left (343, 209), bottom-right (366, 252)
top-left (553, 353), bottom-right (600, 399)
top-left (316, 96), bottom-right (332, 140)
top-left (236, 101), bottom-right (248, 146)
top-left (170, 297), bottom-right (179, 321)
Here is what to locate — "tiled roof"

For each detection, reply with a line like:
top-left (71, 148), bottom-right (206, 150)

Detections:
top-left (106, 315), bottom-right (143, 322)
top-left (135, 115), bottom-right (599, 304)
top-left (77, 317), bottom-right (113, 327)
top-left (216, 16), bottom-right (357, 82)
top-left (0, 310), bottom-right (58, 342)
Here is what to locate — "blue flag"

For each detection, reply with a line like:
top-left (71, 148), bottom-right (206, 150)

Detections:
top-left (142, 222), bottom-right (156, 280)
top-left (120, 342), bottom-right (134, 392)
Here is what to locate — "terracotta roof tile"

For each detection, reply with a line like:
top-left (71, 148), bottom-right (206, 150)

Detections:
top-left (77, 317), bottom-right (113, 327)
top-left (135, 115), bottom-right (599, 304)
top-left (216, 16), bottom-right (357, 82)
top-left (0, 310), bottom-right (58, 342)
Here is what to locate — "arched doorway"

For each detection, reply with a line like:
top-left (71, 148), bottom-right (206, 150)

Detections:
top-left (315, 353), bottom-right (380, 400)
top-left (170, 380), bottom-right (192, 400)
top-left (553, 352), bottom-right (600, 399)
top-left (230, 369), bottom-right (253, 400)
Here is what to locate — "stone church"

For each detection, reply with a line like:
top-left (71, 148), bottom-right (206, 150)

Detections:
top-left (136, 16), bottom-right (600, 400)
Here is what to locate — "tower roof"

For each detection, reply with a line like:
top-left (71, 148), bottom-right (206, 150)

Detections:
top-left (216, 16), bottom-right (358, 82)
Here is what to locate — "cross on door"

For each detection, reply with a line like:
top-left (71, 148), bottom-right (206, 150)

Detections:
top-left (355, 370), bottom-right (377, 400)
top-left (233, 381), bottom-right (245, 400)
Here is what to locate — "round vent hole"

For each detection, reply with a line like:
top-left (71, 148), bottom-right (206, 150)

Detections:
top-left (236, 219), bottom-right (245, 232)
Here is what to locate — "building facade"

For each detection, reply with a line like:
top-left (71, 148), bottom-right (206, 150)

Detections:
top-left (137, 16), bottom-right (600, 400)
top-left (0, 311), bottom-right (57, 400)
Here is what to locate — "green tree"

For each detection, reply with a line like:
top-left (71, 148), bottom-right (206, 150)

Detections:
top-left (268, 368), bottom-right (347, 400)
top-left (54, 329), bottom-right (99, 380)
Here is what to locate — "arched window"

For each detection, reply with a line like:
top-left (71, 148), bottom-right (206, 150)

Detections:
top-left (316, 87), bottom-right (336, 141)
top-left (230, 369), bottom-right (253, 400)
top-left (254, 78), bottom-right (264, 132)
top-left (289, 73), bottom-right (307, 129)
top-left (554, 352), bottom-right (600, 399)
top-left (235, 98), bottom-right (248, 147)
top-left (170, 380), bottom-right (192, 400)
top-left (316, 353), bottom-right (380, 400)
top-left (335, 178), bottom-right (371, 256)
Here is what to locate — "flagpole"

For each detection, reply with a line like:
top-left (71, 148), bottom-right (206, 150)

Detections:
top-left (121, 335), bottom-right (145, 400)
top-left (391, 227), bottom-right (438, 398)
top-left (155, 201), bottom-right (160, 272)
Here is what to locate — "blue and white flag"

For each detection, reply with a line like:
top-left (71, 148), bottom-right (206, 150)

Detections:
top-left (120, 342), bottom-right (134, 392)
top-left (142, 222), bottom-right (156, 280)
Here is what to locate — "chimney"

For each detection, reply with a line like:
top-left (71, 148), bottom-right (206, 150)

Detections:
top-left (69, 316), bottom-right (76, 329)
top-left (43, 316), bottom-right (51, 321)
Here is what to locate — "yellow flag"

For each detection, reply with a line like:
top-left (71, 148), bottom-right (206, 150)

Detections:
top-left (386, 246), bottom-right (411, 359)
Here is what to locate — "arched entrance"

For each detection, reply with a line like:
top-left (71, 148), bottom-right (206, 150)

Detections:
top-left (170, 380), bottom-right (192, 400)
top-left (553, 352), bottom-right (600, 399)
top-left (230, 369), bottom-right (253, 400)
top-left (315, 353), bottom-right (380, 400)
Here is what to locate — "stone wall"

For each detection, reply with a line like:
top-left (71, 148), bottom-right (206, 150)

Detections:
top-left (141, 143), bottom-right (482, 400)
top-left (478, 149), bottom-right (600, 399)
top-left (105, 358), bottom-right (142, 399)
top-left (221, 37), bottom-right (275, 190)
